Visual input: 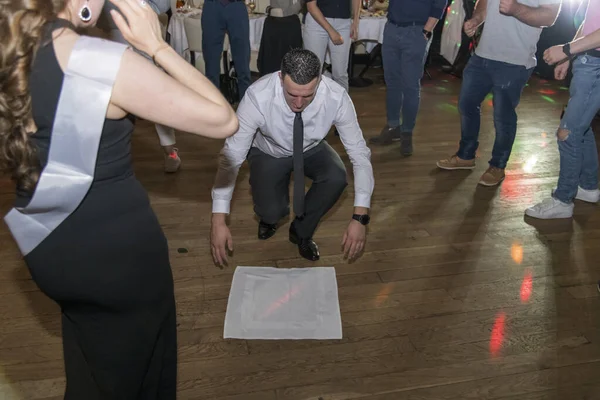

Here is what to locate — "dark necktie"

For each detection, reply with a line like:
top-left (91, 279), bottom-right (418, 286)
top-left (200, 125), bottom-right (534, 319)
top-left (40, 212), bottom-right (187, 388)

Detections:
top-left (293, 112), bottom-right (305, 218)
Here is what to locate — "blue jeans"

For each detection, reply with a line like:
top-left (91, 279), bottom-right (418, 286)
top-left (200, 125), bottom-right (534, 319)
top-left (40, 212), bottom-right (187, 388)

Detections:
top-left (457, 55), bottom-right (533, 169)
top-left (383, 23), bottom-right (430, 134)
top-left (201, 0), bottom-right (251, 99)
top-left (553, 54), bottom-right (600, 203)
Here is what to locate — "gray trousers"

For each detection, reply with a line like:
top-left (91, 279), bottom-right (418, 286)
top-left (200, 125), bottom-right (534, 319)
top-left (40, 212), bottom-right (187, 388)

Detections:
top-left (247, 141), bottom-right (348, 239)
top-left (303, 14), bottom-right (352, 92)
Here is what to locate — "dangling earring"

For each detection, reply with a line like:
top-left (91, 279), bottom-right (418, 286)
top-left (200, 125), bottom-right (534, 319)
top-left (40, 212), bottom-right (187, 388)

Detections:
top-left (79, 1), bottom-right (92, 22)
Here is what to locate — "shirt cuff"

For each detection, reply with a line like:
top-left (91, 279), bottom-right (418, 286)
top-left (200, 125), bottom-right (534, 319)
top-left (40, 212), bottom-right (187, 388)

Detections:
top-left (212, 199), bottom-right (231, 214)
top-left (354, 193), bottom-right (372, 209)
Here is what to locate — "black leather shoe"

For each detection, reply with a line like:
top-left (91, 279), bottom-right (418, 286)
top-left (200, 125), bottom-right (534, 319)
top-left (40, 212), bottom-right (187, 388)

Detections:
top-left (289, 225), bottom-right (320, 261)
top-left (258, 221), bottom-right (277, 240)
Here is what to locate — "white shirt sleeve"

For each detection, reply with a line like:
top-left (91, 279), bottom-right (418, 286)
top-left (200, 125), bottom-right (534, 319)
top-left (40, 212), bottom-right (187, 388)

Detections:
top-left (334, 91), bottom-right (375, 209)
top-left (211, 93), bottom-right (264, 214)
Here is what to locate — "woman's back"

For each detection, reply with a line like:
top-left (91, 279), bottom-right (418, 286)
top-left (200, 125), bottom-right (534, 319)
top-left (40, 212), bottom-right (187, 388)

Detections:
top-left (16, 19), bottom-right (135, 207)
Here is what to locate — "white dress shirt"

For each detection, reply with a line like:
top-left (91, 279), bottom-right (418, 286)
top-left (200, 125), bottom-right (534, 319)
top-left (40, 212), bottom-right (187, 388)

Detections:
top-left (212, 72), bottom-right (374, 214)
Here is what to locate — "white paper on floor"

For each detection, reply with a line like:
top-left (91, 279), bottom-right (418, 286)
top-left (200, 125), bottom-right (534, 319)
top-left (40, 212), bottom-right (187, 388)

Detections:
top-left (223, 266), bottom-right (342, 340)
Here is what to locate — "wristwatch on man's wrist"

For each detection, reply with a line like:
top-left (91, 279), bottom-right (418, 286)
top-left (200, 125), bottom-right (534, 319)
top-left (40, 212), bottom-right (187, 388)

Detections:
top-left (423, 29), bottom-right (432, 40)
top-left (352, 214), bottom-right (370, 226)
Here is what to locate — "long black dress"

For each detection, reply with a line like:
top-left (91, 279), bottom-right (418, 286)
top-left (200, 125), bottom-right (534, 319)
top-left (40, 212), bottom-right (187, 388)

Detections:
top-left (14, 19), bottom-right (177, 399)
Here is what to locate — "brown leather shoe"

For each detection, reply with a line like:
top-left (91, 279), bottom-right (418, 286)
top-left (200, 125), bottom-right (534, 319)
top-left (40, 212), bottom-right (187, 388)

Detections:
top-left (479, 166), bottom-right (505, 186)
top-left (436, 155), bottom-right (476, 170)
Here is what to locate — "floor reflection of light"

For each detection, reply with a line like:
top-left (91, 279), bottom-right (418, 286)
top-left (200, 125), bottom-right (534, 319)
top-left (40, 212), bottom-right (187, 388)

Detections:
top-left (541, 95), bottom-right (556, 104)
top-left (520, 269), bottom-right (533, 304)
top-left (511, 242), bottom-right (523, 265)
top-left (523, 155), bottom-right (538, 173)
top-left (375, 284), bottom-right (393, 307)
top-left (499, 174), bottom-right (520, 201)
top-left (490, 312), bottom-right (506, 358)
top-left (259, 285), bottom-right (302, 319)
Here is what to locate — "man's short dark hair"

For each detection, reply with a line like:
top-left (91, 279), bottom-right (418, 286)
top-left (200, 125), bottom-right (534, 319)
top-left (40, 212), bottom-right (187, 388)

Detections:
top-left (280, 49), bottom-right (322, 85)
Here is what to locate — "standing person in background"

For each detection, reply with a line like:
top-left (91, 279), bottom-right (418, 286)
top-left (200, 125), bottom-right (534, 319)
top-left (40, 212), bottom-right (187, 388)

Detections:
top-left (202, 0), bottom-right (252, 101)
top-left (101, 0), bottom-right (183, 173)
top-left (257, 0), bottom-right (303, 75)
top-left (303, 0), bottom-right (361, 92)
top-left (368, 0), bottom-right (447, 156)
top-left (526, 0), bottom-right (600, 219)
top-left (268, 0), bottom-right (302, 16)
top-left (436, 0), bottom-right (561, 186)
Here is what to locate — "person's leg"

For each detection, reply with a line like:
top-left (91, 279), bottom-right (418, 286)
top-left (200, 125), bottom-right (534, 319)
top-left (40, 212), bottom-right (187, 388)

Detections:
top-left (437, 55), bottom-right (492, 170)
top-left (526, 56), bottom-right (600, 218)
top-left (370, 22), bottom-right (403, 145)
top-left (140, 295), bottom-right (177, 399)
top-left (579, 126), bottom-right (599, 195)
top-left (224, 2), bottom-right (252, 100)
top-left (62, 305), bottom-right (175, 399)
top-left (201, 0), bottom-right (227, 90)
top-left (396, 26), bottom-right (431, 155)
top-left (302, 13), bottom-right (330, 72)
top-left (293, 142), bottom-right (348, 240)
top-left (556, 56), bottom-right (600, 201)
top-left (247, 147), bottom-right (293, 238)
top-left (479, 61), bottom-right (532, 186)
top-left (327, 18), bottom-right (352, 92)
top-left (155, 124), bottom-right (181, 173)
top-left (487, 61), bottom-right (533, 166)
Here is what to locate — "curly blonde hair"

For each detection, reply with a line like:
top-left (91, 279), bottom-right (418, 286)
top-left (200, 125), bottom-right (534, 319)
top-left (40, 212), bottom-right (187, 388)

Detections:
top-left (0, 0), bottom-right (66, 193)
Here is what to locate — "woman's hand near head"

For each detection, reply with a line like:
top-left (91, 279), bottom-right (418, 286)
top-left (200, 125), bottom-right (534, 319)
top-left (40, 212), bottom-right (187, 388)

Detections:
top-left (109, 0), bottom-right (166, 58)
top-left (108, 0), bottom-right (239, 140)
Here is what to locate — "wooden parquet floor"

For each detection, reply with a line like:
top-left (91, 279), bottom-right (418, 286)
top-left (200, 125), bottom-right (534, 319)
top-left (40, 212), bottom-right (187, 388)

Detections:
top-left (1, 68), bottom-right (600, 399)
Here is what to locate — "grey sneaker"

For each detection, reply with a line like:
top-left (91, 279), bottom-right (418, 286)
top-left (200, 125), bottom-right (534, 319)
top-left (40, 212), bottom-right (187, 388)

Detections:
top-left (369, 125), bottom-right (402, 145)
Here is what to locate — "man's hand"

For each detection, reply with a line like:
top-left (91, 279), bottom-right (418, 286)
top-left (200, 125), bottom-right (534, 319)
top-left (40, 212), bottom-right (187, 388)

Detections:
top-left (463, 19), bottom-right (479, 37)
top-left (543, 44), bottom-right (568, 66)
top-left (499, 0), bottom-right (519, 16)
top-left (328, 29), bottom-right (344, 45)
top-left (341, 220), bottom-right (366, 261)
top-left (211, 217), bottom-right (233, 267)
top-left (554, 60), bottom-right (570, 80)
top-left (351, 21), bottom-right (358, 41)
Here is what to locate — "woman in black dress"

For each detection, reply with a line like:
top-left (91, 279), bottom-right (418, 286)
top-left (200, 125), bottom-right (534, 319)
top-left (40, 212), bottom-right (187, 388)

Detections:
top-left (0, 0), bottom-right (238, 397)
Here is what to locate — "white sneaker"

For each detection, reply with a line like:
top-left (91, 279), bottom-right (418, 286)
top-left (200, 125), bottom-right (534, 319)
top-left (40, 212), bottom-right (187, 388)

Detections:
top-left (551, 186), bottom-right (600, 203)
top-left (164, 148), bottom-right (181, 173)
top-left (525, 197), bottom-right (574, 219)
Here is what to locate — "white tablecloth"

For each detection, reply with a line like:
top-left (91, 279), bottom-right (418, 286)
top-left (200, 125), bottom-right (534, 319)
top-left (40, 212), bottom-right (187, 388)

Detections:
top-left (168, 9), bottom-right (387, 62)
top-left (358, 17), bottom-right (386, 52)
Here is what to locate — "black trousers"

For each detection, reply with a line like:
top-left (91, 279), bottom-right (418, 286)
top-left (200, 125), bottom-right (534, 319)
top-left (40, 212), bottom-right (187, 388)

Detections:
top-left (247, 141), bottom-right (348, 239)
